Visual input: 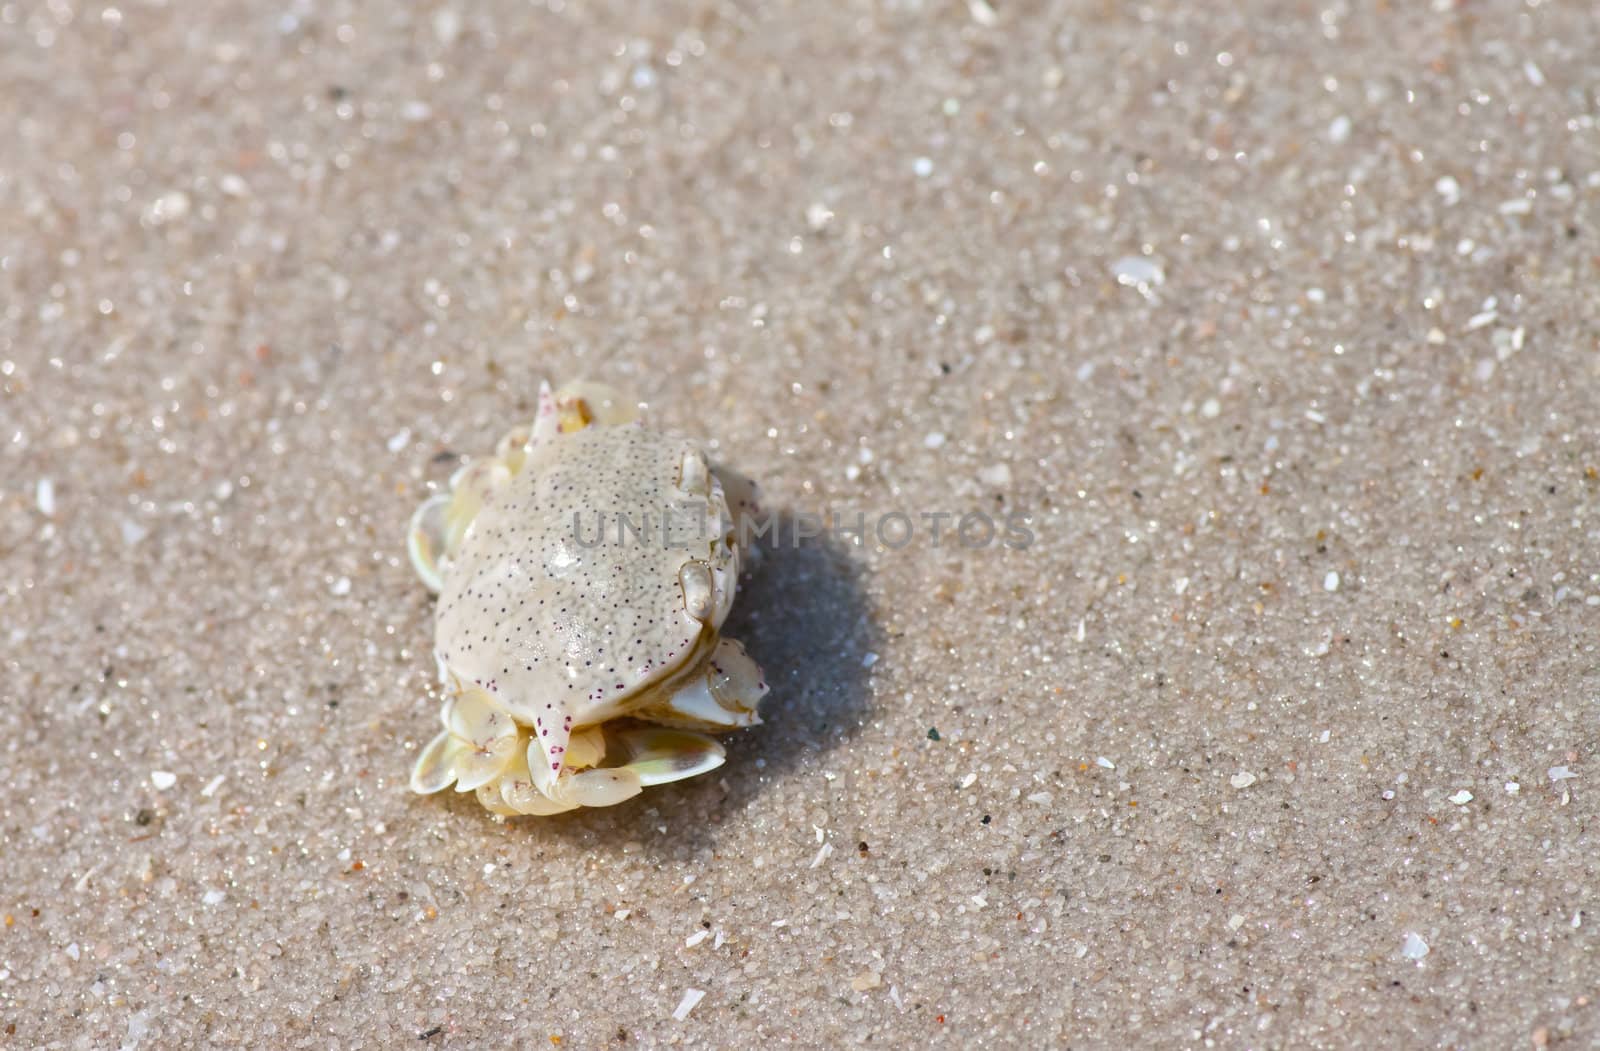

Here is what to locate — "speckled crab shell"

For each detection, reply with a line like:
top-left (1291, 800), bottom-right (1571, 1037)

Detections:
top-left (405, 381), bottom-right (767, 816)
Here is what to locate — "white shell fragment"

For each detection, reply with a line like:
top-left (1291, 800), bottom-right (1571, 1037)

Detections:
top-left (672, 987), bottom-right (707, 1021)
top-left (404, 380), bottom-right (768, 817)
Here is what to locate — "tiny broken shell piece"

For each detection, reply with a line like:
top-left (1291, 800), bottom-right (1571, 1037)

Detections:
top-left (613, 726), bottom-right (726, 786)
top-left (411, 731), bottom-right (467, 794)
top-left (680, 560), bottom-right (715, 622)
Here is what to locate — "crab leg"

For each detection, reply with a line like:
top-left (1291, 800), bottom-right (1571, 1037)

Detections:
top-left (407, 458), bottom-right (511, 592)
top-left (712, 462), bottom-right (761, 520)
top-left (407, 687), bottom-right (522, 794)
top-left (417, 695), bottom-right (740, 813)
top-left (409, 378), bottom-right (642, 593)
top-left (487, 750), bottom-right (576, 816)
top-left (635, 638), bottom-right (767, 731)
top-left (410, 729), bottom-right (468, 794)
top-left (476, 723), bottom-right (724, 814)
top-left (610, 725), bottom-right (726, 786)
top-left (527, 726), bottom-right (645, 809)
top-left (407, 381), bottom-right (567, 592)
top-left (406, 498), bottom-right (452, 593)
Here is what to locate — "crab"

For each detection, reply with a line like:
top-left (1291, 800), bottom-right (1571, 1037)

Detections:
top-left (404, 380), bottom-right (767, 816)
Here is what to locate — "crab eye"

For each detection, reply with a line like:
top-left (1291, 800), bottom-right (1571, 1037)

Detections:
top-left (557, 397), bottom-right (593, 432)
top-left (678, 451), bottom-right (710, 495)
top-left (679, 560), bottom-right (714, 622)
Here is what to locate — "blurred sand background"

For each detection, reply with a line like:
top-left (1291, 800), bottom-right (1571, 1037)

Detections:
top-left (3, 0), bottom-right (1599, 1046)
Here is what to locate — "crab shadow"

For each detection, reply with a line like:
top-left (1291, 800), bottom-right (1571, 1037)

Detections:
top-left (529, 510), bottom-right (879, 855)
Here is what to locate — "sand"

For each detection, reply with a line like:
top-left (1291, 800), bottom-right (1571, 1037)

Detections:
top-left (3, 1), bottom-right (1598, 1047)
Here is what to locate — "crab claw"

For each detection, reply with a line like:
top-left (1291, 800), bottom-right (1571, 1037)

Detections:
top-left (408, 687), bottom-right (523, 797)
top-left (492, 750), bottom-right (578, 816)
top-left (525, 734), bottom-right (645, 809)
top-left (444, 690), bottom-right (521, 793)
top-left (496, 721), bottom-right (718, 811)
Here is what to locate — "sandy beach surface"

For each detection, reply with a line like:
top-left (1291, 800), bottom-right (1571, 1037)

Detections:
top-left (3, 1), bottom-right (1598, 1046)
